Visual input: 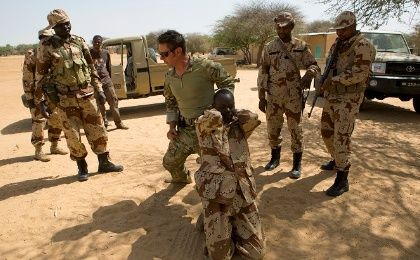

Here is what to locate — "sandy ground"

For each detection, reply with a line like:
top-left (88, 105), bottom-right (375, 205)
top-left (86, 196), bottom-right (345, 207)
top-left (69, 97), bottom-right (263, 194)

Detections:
top-left (0, 55), bottom-right (419, 260)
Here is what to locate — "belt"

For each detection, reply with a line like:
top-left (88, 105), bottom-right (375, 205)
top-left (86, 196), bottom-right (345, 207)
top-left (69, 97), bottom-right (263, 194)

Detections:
top-left (328, 83), bottom-right (364, 94)
top-left (56, 84), bottom-right (88, 95)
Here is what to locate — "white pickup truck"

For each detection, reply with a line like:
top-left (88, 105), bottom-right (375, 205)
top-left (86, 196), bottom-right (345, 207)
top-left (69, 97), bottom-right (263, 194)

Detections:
top-left (101, 37), bottom-right (238, 100)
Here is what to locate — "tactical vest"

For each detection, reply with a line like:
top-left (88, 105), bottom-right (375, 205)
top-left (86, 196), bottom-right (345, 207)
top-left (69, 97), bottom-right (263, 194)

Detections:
top-left (50, 36), bottom-right (91, 92)
top-left (329, 34), bottom-right (366, 94)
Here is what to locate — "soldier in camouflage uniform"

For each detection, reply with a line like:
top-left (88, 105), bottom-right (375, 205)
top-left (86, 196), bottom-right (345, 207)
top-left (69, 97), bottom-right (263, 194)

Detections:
top-left (158, 30), bottom-right (235, 184)
top-left (195, 89), bottom-right (265, 260)
top-left (320, 11), bottom-right (376, 196)
top-left (258, 12), bottom-right (320, 178)
top-left (90, 35), bottom-right (128, 130)
top-left (35, 9), bottom-right (123, 181)
top-left (22, 29), bottom-right (67, 162)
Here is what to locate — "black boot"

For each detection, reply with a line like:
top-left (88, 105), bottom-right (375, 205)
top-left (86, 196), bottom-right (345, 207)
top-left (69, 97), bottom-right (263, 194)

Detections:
top-left (98, 152), bottom-right (124, 173)
top-left (326, 169), bottom-right (349, 197)
top-left (321, 160), bottom-right (336, 170)
top-left (77, 159), bottom-right (89, 182)
top-left (289, 152), bottom-right (302, 179)
top-left (264, 147), bottom-right (281, 171)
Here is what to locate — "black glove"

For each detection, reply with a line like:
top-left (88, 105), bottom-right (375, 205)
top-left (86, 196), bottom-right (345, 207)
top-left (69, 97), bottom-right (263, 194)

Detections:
top-left (97, 91), bottom-right (106, 105)
top-left (258, 99), bottom-right (267, 113)
top-left (301, 72), bottom-right (313, 89)
top-left (39, 101), bottom-right (50, 119)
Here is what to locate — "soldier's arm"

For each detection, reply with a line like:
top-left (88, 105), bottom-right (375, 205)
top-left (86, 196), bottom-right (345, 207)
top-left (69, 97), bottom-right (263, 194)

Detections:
top-left (163, 74), bottom-right (179, 124)
top-left (80, 38), bottom-right (103, 92)
top-left (22, 54), bottom-right (36, 101)
top-left (206, 59), bottom-right (235, 92)
top-left (332, 41), bottom-right (376, 86)
top-left (106, 51), bottom-right (112, 76)
top-left (257, 47), bottom-right (270, 100)
top-left (237, 110), bottom-right (261, 139)
top-left (302, 44), bottom-right (321, 76)
top-left (34, 44), bottom-right (52, 105)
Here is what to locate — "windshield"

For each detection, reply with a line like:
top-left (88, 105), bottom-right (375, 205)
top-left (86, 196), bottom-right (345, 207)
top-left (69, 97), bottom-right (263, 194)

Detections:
top-left (362, 32), bottom-right (410, 54)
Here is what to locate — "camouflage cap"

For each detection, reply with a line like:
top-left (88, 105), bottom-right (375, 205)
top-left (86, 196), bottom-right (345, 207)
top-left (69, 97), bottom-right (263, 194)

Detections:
top-left (47, 9), bottom-right (70, 28)
top-left (332, 11), bottom-right (356, 29)
top-left (274, 12), bottom-right (294, 27)
top-left (38, 27), bottom-right (54, 37)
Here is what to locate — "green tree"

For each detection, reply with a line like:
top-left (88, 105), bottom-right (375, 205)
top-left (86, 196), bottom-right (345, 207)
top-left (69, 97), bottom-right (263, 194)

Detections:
top-left (315, 0), bottom-right (419, 29)
top-left (212, 0), bottom-right (303, 65)
top-left (405, 23), bottom-right (420, 54)
top-left (145, 30), bottom-right (168, 50)
top-left (185, 33), bottom-right (212, 54)
top-left (304, 20), bottom-right (335, 33)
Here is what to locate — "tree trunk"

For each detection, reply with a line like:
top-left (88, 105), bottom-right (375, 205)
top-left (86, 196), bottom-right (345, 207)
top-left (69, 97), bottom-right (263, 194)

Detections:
top-left (256, 43), bottom-right (265, 67)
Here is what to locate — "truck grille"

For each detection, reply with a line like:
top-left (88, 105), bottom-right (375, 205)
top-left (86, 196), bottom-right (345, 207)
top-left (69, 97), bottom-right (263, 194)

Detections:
top-left (386, 62), bottom-right (420, 76)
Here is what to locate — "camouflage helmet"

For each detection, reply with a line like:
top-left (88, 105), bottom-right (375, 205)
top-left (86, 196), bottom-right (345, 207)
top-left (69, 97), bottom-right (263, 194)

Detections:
top-left (332, 11), bottom-right (356, 29)
top-left (47, 9), bottom-right (70, 28)
top-left (274, 12), bottom-right (294, 27)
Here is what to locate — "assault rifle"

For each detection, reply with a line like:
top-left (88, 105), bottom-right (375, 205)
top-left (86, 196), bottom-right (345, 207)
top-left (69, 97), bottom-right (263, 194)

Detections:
top-left (308, 39), bottom-right (341, 118)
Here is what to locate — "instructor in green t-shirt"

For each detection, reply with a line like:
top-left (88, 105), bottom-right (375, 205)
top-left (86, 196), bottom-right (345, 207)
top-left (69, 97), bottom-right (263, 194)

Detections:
top-left (158, 30), bottom-right (235, 184)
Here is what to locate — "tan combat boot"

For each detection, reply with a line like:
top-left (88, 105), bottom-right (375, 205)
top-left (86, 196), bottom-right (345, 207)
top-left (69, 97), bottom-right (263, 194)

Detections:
top-left (34, 145), bottom-right (51, 162)
top-left (115, 121), bottom-right (129, 130)
top-left (50, 141), bottom-right (68, 155)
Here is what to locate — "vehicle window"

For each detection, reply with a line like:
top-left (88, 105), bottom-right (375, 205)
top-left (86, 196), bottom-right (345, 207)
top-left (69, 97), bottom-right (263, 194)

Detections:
top-left (105, 44), bottom-right (128, 66)
top-left (363, 33), bottom-right (410, 54)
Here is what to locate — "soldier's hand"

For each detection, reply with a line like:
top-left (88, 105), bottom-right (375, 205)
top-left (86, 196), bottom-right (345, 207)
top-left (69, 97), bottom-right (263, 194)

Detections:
top-left (167, 127), bottom-right (178, 141)
top-left (27, 99), bottom-right (36, 109)
top-left (39, 101), bottom-right (50, 119)
top-left (301, 72), bottom-right (313, 89)
top-left (98, 91), bottom-right (106, 105)
top-left (258, 98), bottom-right (267, 113)
top-left (236, 110), bottom-right (251, 124)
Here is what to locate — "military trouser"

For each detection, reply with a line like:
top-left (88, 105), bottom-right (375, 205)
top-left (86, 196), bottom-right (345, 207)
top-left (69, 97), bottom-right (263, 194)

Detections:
top-left (95, 82), bottom-right (122, 125)
top-left (321, 92), bottom-right (364, 171)
top-left (29, 106), bottom-right (63, 146)
top-left (162, 126), bottom-right (199, 181)
top-left (201, 192), bottom-right (265, 260)
top-left (56, 94), bottom-right (108, 160)
top-left (266, 95), bottom-right (303, 152)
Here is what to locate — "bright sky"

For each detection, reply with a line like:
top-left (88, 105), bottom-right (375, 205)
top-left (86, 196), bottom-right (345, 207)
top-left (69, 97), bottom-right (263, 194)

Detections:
top-left (0, 0), bottom-right (418, 46)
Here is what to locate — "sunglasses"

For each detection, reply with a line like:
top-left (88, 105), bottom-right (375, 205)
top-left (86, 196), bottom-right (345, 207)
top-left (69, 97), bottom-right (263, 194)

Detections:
top-left (159, 49), bottom-right (174, 58)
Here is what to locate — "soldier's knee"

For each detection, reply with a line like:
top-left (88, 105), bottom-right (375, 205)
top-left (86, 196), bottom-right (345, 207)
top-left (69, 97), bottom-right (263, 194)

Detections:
top-left (162, 152), bottom-right (178, 170)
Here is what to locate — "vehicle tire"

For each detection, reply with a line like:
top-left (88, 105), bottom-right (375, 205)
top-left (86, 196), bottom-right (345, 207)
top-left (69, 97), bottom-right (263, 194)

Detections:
top-left (413, 96), bottom-right (420, 113)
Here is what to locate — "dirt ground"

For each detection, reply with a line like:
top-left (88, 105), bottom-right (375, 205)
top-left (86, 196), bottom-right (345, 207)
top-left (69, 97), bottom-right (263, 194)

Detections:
top-left (0, 55), bottom-right (419, 260)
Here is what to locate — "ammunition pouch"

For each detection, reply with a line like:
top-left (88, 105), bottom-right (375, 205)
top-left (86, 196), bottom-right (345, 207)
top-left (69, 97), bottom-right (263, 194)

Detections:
top-left (42, 83), bottom-right (60, 104)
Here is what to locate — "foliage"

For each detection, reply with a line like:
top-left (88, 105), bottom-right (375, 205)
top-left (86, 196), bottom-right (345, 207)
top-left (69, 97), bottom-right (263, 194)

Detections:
top-left (315, 0), bottom-right (419, 29)
top-left (304, 20), bottom-right (335, 33)
top-left (212, 0), bottom-right (303, 65)
top-left (145, 30), bottom-right (168, 50)
top-left (0, 43), bottom-right (38, 56)
top-left (405, 23), bottom-right (420, 54)
top-left (185, 33), bottom-right (212, 54)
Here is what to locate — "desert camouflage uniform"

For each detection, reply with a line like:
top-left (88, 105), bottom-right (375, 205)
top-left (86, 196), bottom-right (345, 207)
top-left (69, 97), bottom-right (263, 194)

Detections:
top-left (22, 49), bottom-right (63, 147)
top-left (163, 57), bottom-right (235, 181)
top-left (35, 34), bottom-right (107, 160)
top-left (195, 109), bottom-right (264, 260)
top-left (258, 37), bottom-right (320, 152)
top-left (321, 32), bottom-right (376, 171)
